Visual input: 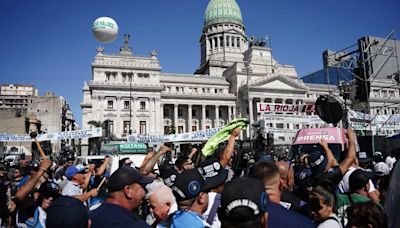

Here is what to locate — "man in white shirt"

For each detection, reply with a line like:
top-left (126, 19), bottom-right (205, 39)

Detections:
top-left (62, 165), bottom-right (98, 202)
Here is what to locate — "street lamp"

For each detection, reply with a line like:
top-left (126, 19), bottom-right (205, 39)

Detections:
top-left (242, 61), bottom-right (253, 140)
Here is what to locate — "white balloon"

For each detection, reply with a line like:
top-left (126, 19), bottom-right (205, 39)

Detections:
top-left (92, 17), bottom-right (118, 43)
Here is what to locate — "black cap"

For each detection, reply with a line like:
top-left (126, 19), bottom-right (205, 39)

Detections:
top-left (171, 168), bottom-right (206, 202)
top-left (198, 158), bottom-right (228, 190)
top-left (218, 177), bottom-right (268, 223)
top-left (46, 196), bottom-right (88, 228)
top-left (357, 151), bottom-right (373, 164)
top-left (159, 166), bottom-right (180, 188)
top-left (107, 167), bottom-right (154, 193)
top-left (308, 151), bottom-right (328, 173)
top-left (349, 169), bottom-right (370, 192)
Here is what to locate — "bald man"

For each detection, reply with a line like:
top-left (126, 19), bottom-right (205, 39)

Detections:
top-left (276, 161), bottom-right (309, 216)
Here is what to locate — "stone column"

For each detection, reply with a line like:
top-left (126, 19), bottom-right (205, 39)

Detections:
top-left (188, 104), bottom-right (192, 132)
top-left (228, 105), bottom-right (232, 121)
top-left (174, 104), bottom-right (178, 131)
top-left (160, 103), bottom-right (164, 134)
top-left (248, 97), bottom-right (253, 139)
top-left (232, 105), bottom-right (236, 119)
top-left (215, 105), bottom-right (219, 128)
top-left (149, 98), bottom-right (155, 134)
top-left (202, 105), bottom-right (206, 130)
top-left (133, 97), bottom-right (137, 133)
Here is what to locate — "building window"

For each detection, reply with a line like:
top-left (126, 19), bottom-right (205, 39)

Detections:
top-left (220, 37), bottom-right (224, 47)
top-left (140, 121), bottom-right (146, 134)
top-left (176, 87), bottom-right (180, 92)
top-left (108, 121), bottom-right (114, 134)
top-left (237, 37), bottom-right (240, 47)
top-left (373, 90), bottom-right (379, 97)
top-left (123, 121), bottom-right (130, 134)
top-left (382, 90), bottom-right (388, 97)
top-left (164, 108), bottom-right (169, 117)
top-left (164, 126), bottom-right (170, 134)
top-left (124, 100), bottom-right (130, 109)
top-left (276, 123), bottom-right (284, 129)
top-left (226, 36), bottom-right (230, 46)
top-left (194, 88), bottom-right (198, 93)
top-left (215, 89), bottom-right (218, 93)
top-left (206, 110), bottom-right (210, 118)
top-left (192, 109), bottom-right (196, 117)
top-left (192, 126), bottom-right (197, 131)
top-left (178, 109), bottom-right (183, 117)
top-left (214, 37), bottom-right (218, 48)
top-left (219, 110), bottom-right (222, 117)
top-left (178, 126), bottom-right (183, 133)
top-left (206, 126), bottom-right (210, 129)
top-left (389, 91), bottom-right (395, 97)
top-left (107, 100), bottom-right (113, 109)
top-left (140, 101), bottom-right (146, 110)
top-left (202, 88), bottom-right (205, 93)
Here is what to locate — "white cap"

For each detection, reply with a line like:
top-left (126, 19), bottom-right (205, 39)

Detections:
top-left (373, 162), bottom-right (390, 176)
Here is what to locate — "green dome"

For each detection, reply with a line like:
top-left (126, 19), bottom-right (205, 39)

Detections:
top-left (204, 0), bottom-right (243, 27)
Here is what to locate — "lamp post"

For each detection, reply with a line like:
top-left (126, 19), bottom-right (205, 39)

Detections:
top-left (242, 61), bottom-right (253, 141)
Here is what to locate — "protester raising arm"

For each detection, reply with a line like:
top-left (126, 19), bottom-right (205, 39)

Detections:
top-left (15, 159), bottom-right (52, 201)
top-left (338, 128), bottom-right (357, 175)
top-left (187, 147), bottom-right (198, 161)
top-left (96, 156), bottom-right (111, 177)
top-left (320, 139), bottom-right (338, 172)
top-left (220, 127), bottom-right (241, 168)
top-left (140, 145), bottom-right (171, 176)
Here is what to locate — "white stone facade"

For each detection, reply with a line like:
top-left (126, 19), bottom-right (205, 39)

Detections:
top-left (80, 2), bottom-right (335, 153)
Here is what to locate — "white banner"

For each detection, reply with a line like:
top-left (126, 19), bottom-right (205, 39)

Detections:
top-left (257, 103), bottom-right (315, 113)
top-left (127, 127), bottom-right (222, 143)
top-left (260, 114), bottom-right (325, 124)
top-left (0, 128), bottom-right (102, 142)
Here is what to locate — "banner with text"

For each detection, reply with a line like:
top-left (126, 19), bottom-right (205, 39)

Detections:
top-left (0, 128), bottom-right (102, 142)
top-left (260, 113), bottom-right (325, 124)
top-left (257, 103), bottom-right (315, 113)
top-left (127, 127), bottom-right (222, 143)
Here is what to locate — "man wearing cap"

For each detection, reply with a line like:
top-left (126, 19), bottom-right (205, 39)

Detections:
top-left (357, 151), bottom-right (374, 170)
top-left (218, 177), bottom-right (268, 228)
top-left (199, 158), bottom-right (229, 228)
top-left (89, 166), bottom-right (154, 227)
top-left (336, 169), bottom-right (381, 226)
top-left (164, 169), bottom-right (209, 228)
top-left (62, 165), bottom-right (98, 202)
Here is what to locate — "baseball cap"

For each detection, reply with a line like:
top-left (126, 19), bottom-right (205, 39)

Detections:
top-left (198, 158), bottom-right (228, 190)
top-left (106, 167), bottom-right (154, 193)
top-left (65, 165), bottom-right (86, 180)
top-left (357, 151), bottom-right (373, 164)
top-left (159, 166), bottom-right (180, 188)
top-left (308, 151), bottom-right (328, 173)
top-left (373, 162), bottom-right (390, 176)
top-left (218, 177), bottom-right (268, 223)
top-left (171, 168), bottom-right (206, 202)
top-left (349, 169), bottom-right (370, 192)
top-left (46, 196), bottom-right (88, 228)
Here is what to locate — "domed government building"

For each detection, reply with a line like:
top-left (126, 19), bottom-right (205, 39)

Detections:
top-left (80, 0), bottom-right (334, 153)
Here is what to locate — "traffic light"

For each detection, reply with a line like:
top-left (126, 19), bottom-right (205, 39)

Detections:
top-left (354, 67), bottom-right (370, 102)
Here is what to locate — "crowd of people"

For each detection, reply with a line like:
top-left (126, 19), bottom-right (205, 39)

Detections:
top-left (0, 127), bottom-right (398, 228)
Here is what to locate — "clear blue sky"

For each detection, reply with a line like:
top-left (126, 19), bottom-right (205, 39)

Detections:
top-left (0, 0), bottom-right (399, 127)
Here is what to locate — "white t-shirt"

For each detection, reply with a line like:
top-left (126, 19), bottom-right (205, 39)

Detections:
top-left (203, 192), bottom-right (221, 228)
top-left (61, 181), bottom-right (82, 196)
top-left (317, 214), bottom-right (342, 228)
top-left (386, 156), bottom-right (396, 170)
top-left (338, 167), bottom-right (376, 193)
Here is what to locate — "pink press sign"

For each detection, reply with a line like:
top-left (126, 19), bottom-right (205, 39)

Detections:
top-left (293, 127), bottom-right (347, 145)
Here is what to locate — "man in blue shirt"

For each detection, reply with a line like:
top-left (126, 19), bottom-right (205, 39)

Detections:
top-left (89, 167), bottom-right (154, 228)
